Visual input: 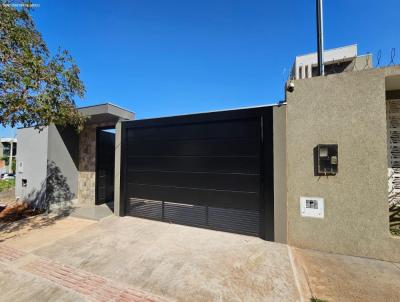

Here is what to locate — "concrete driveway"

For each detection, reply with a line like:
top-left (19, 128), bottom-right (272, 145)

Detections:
top-left (1, 215), bottom-right (301, 301)
top-left (1, 214), bottom-right (400, 302)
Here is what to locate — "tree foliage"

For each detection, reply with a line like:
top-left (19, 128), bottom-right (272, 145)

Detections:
top-left (0, 1), bottom-right (85, 130)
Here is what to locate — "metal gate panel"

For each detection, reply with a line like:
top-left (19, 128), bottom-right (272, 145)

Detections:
top-left (126, 198), bottom-right (260, 236)
top-left (96, 129), bottom-right (115, 204)
top-left (121, 107), bottom-right (274, 239)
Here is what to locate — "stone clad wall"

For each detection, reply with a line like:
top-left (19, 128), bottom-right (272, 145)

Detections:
top-left (78, 122), bottom-right (115, 205)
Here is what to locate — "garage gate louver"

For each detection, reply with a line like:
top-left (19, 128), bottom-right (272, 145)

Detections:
top-left (120, 107), bottom-right (274, 240)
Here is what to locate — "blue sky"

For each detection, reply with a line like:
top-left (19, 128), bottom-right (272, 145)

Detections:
top-left (1, 0), bottom-right (399, 137)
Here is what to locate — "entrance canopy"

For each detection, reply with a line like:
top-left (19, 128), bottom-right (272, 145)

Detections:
top-left (78, 103), bottom-right (134, 124)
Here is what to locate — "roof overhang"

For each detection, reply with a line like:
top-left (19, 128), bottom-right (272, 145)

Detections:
top-left (78, 103), bottom-right (135, 125)
top-left (0, 138), bottom-right (17, 143)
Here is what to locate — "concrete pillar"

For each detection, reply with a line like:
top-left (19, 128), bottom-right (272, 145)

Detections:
top-left (114, 120), bottom-right (123, 216)
top-left (273, 105), bottom-right (287, 243)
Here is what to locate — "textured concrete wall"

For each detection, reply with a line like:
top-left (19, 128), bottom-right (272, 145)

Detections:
top-left (78, 122), bottom-right (114, 205)
top-left (273, 105), bottom-right (287, 243)
top-left (15, 127), bottom-right (48, 206)
top-left (347, 54), bottom-right (373, 72)
top-left (286, 66), bottom-right (400, 262)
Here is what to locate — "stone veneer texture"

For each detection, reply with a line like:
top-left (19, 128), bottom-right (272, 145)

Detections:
top-left (78, 122), bottom-right (115, 205)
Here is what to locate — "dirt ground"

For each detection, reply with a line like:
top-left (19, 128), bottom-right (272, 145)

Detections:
top-left (0, 188), bottom-right (15, 205)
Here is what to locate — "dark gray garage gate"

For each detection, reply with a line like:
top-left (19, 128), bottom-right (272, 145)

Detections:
top-left (120, 106), bottom-right (274, 240)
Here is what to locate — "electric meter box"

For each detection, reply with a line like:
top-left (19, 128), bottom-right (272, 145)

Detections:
top-left (314, 144), bottom-right (338, 176)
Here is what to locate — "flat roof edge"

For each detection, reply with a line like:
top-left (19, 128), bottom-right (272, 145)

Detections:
top-left (78, 102), bottom-right (135, 114)
top-left (295, 44), bottom-right (358, 60)
top-left (122, 103), bottom-right (281, 123)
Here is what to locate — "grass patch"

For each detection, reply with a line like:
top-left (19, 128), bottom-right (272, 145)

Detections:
top-left (0, 179), bottom-right (15, 192)
top-left (311, 298), bottom-right (329, 302)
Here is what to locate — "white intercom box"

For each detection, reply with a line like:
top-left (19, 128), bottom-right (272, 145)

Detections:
top-left (300, 196), bottom-right (324, 218)
top-left (18, 161), bottom-right (23, 173)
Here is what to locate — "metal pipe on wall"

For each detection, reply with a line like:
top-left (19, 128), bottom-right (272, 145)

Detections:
top-left (316, 0), bottom-right (325, 76)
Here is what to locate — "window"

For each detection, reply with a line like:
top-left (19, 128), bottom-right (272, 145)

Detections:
top-left (298, 66), bottom-right (303, 79)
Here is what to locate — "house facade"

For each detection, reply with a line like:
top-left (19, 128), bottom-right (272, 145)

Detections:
top-left (14, 48), bottom-right (400, 263)
top-left (15, 104), bottom-right (133, 209)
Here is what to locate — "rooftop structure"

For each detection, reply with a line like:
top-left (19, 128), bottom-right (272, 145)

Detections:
top-left (290, 44), bottom-right (373, 80)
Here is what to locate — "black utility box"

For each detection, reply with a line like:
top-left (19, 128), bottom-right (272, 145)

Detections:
top-left (314, 144), bottom-right (338, 176)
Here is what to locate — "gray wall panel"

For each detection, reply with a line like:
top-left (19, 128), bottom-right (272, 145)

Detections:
top-left (47, 124), bottom-right (79, 203)
top-left (15, 127), bottom-right (49, 207)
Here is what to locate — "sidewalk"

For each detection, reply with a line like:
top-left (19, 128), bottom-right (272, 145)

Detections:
top-left (0, 244), bottom-right (167, 302)
top-left (291, 247), bottom-right (400, 302)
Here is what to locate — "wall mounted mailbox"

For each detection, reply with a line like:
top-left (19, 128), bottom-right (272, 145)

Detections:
top-left (314, 144), bottom-right (338, 176)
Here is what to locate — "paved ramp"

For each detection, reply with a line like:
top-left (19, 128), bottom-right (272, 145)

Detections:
top-left (31, 216), bottom-right (301, 302)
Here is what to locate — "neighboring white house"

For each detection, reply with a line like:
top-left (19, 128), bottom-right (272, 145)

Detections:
top-left (0, 138), bottom-right (17, 174)
top-left (290, 44), bottom-right (373, 80)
